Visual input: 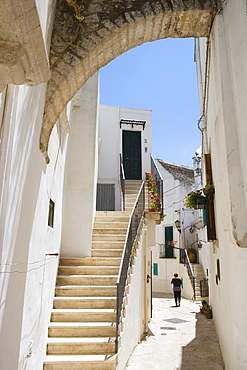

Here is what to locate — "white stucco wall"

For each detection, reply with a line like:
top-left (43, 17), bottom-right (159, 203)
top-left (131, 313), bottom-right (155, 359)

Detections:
top-left (117, 224), bottom-right (151, 370)
top-left (61, 74), bottom-right (99, 257)
top-left (98, 105), bottom-right (152, 210)
top-left (195, 1), bottom-right (247, 368)
top-left (0, 83), bottom-right (68, 369)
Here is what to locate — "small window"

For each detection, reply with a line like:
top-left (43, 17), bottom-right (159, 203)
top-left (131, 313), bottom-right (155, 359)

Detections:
top-left (153, 263), bottom-right (158, 276)
top-left (48, 199), bottom-right (55, 228)
top-left (216, 259), bottom-right (221, 281)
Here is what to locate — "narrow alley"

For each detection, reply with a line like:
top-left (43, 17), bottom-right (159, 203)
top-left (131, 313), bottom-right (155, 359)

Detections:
top-left (125, 293), bottom-right (224, 370)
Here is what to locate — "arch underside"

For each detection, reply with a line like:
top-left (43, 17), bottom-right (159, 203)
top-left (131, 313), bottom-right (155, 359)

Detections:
top-left (41, 0), bottom-right (218, 163)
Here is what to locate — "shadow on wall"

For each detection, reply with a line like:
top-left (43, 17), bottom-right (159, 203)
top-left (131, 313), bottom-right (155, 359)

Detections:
top-left (180, 313), bottom-right (225, 369)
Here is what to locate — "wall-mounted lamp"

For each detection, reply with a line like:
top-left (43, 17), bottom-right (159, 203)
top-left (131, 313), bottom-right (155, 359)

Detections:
top-left (197, 241), bottom-right (203, 249)
top-left (192, 155), bottom-right (202, 175)
top-left (189, 227), bottom-right (194, 234)
top-left (174, 220), bottom-right (181, 233)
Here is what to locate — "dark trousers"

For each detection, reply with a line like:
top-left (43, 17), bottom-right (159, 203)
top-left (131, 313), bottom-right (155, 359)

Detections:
top-left (174, 290), bottom-right (181, 306)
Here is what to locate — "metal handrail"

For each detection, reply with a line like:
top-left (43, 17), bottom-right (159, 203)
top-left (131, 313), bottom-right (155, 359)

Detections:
top-left (115, 181), bottom-right (145, 353)
top-left (119, 154), bottom-right (125, 211)
top-left (184, 249), bottom-right (196, 299)
top-left (150, 155), bottom-right (164, 214)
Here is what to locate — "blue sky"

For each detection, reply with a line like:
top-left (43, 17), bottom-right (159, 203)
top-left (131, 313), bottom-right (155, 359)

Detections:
top-left (100, 38), bottom-right (201, 168)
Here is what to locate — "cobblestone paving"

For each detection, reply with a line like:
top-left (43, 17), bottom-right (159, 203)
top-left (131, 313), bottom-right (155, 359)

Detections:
top-left (125, 293), bottom-right (225, 370)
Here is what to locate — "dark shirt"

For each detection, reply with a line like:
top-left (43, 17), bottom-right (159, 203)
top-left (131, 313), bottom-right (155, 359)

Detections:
top-left (171, 277), bottom-right (182, 291)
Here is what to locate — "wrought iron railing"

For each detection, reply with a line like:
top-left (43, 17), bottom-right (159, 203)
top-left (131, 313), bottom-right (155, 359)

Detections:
top-left (119, 154), bottom-right (125, 211)
top-left (115, 182), bottom-right (145, 353)
top-left (184, 249), bottom-right (196, 299)
top-left (150, 155), bottom-right (163, 214)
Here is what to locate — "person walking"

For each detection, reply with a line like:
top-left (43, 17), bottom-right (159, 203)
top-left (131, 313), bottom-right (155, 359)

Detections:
top-left (171, 273), bottom-right (182, 307)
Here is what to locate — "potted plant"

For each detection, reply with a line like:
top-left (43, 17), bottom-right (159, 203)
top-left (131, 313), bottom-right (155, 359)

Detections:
top-left (200, 300), bottom-right (213, 319)
top-left (200, 300), bottom-right (208, 314)
top-left (145, 173), bottom-right (161, 212)
top-left (202, 184), bottom-right (215, 196)
top-left (187, 247), bottom-right (196, 263)
top-left (204, 305), bottom-right (213, 319)
top-left (184, 190), bottom-right (206, 209)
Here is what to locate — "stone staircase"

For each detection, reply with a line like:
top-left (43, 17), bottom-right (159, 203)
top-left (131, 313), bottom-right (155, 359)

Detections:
top-left (192, 264), bottom-right (209, 301)
top-left (124, 180), bottom-right (143, 212)
top-left (43, 180), bottom-right (144, 370)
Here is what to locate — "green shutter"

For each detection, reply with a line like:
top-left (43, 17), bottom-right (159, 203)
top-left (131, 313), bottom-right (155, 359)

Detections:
top-left (165, 226), bottom-right (174, 258)
top-left (203, 208), bottom-right (207, 226)
top-left (153, 263), bottom-right (158, 276)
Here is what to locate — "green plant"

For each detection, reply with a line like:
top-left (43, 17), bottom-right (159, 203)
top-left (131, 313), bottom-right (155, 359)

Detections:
top-left (184, 190), bottom-right (204, 209)
top-left (204, 305), bottom-right (212, 314)
top-left (204, 184), bottom-right (214, 190)
top-left (145, 173), bottom-right (161, 211)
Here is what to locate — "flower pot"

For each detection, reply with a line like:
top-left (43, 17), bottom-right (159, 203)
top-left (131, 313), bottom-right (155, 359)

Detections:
top-left (188, 250), bottom-right (196, 263)
top-left (195, 196), bottom-right (206, 209)
top-left (203, 188), bottom-right (215, 196)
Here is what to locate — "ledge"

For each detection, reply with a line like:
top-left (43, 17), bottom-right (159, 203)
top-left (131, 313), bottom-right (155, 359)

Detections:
top-left (0, 0), bottom-right (50, 92)
top-left (145, 211), bottom-right (165, 225)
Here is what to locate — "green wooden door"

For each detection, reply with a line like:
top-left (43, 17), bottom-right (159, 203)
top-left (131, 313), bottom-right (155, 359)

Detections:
top-left (165, 226), bottom-right (174, 258)
top-left (122, 131), bottom-right (142, 180)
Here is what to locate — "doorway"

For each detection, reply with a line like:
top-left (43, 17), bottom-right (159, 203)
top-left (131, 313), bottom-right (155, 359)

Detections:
top-left (122, 130), bottom-right (142, 180)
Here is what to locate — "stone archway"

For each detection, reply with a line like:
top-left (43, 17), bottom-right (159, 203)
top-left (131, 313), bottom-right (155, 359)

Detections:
top-left (40, 0), bottom-right (219, 162)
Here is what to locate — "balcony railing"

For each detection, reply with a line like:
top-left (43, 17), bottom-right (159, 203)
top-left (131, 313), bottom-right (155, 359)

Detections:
top-left (115, 181), bottom-right (145, 353)
top-left (150, 155), bottom-right (163, 214)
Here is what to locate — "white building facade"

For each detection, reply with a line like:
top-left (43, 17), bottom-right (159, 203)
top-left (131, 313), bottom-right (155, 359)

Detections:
top-left (195, 1), bottom-right (247, 368)
top-left (153, 160), bottom-right (198, 298)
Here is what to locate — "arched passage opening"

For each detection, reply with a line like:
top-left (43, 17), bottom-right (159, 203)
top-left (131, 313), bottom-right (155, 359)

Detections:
top-left (40, 0), bottom-right (218, 163)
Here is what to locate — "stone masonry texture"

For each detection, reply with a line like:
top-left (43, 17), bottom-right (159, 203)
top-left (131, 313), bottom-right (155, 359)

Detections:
top-left (40, 0), bottom-right (220, 162)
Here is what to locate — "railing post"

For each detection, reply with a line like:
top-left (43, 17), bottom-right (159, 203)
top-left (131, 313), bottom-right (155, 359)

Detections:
top-left (119, 154), bottom-right (125, 211)
top-left (116, 283), bottom-right (119, 353)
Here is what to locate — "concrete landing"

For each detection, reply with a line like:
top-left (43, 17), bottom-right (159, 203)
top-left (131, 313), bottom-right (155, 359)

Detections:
top-left (125, 293), bottom-right (225, 370)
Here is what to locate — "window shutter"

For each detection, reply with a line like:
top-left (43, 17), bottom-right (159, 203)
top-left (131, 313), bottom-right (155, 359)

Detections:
top-left (204, 154), bottom-right (217, 240)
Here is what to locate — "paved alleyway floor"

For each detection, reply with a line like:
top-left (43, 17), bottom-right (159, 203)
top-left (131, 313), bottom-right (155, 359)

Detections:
top-left (125, 293), bottom-right (225, 370)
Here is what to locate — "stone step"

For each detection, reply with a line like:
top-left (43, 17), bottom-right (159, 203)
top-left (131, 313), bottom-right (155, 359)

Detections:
top-left (95, 211), bottom-right (130, 217)
top-left (57, 275), bottom-right (117, 286)
top-left (125, 188), bottom-right (139, 192)
top-left (47, 338), bottom-right (115, 355)
top-left (93, 222), bottom-right (129, 228)
top-left (58, 266), bottom-right (119, 276)
top-left (94, 216), bottom-right (130, 223)
top-left (53, 297), bottom-right (116, 310)
top-left (59, 257), bottom-right (121, 266)
top-left (51, 309), bottom-right (115, 323)
top-left (92, 234), bottom-right (126, 241)
top-left (48, 322), bottom-right (116, 337)
top-left (55, 286), bottom-right (116, 297)
top-left (92, 241), bottom-right (124, 249)
top-left (91, 249), bottom-right (123, 257)
top-left (93, 228), bottom-right (127, 235)
top-left (44, 355), bottom-right (116, 370)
